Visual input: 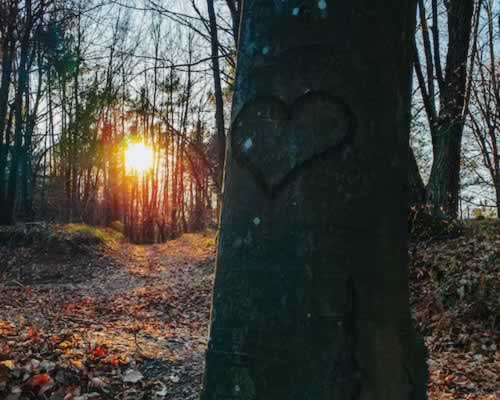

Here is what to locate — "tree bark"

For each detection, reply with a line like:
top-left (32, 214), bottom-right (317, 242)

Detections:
top-left (409, 146), bottom-right (426, 208)
top-left (206, 0), bottom-right (226, 191)
top-left (0, 2), bottom-right (16, 223)
top-left (0, 106), bottom-right (14, 224)
top-left (496, 177), bottom-right (500, 218)
top-left (201, 1), bottom-right (426, 399)
top-left (425, 0), bottom-right (474, 218)
top-left (225, 0), bottom-right (241, 47)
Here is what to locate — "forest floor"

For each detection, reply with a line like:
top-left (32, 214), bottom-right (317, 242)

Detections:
top-left (0, 225), bottom-right (215, 400)
top-left (0, 221), bottom-right (498, 400)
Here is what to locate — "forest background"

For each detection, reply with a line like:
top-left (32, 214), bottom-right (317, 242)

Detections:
top-left (0, 0), bottom-right (498, 243)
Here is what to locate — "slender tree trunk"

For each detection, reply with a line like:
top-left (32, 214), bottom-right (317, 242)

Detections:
top-left (225, 0), bottom-right (241, 47)
top-left (496, 178), bottom-right (500, 219)
top-left (0, 106), bottom-right (14, 220)
top-left (206, 0), bottom-right (226, 191)
top-left (0, 11), bottom-right (15, 209)
top-left (171, 135), bottom-right (180, 238)
top-left (20, 55), bottom-right (43, 220)
top-left (201, 1), bottom-right (426, 399)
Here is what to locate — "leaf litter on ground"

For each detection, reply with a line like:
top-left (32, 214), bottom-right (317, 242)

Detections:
top-left (1, 226), bottom-right (215, 399)
top-left (1, 221), bottom-right (498, 399)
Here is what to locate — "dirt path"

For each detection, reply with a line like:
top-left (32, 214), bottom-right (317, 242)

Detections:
top-left (0, 232), bottom-right (216, 400)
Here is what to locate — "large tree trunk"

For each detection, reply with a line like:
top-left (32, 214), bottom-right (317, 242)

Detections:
top-left (425, 0), bottom-right (474, 218)
top-left (201, 1), bottom-right (426, 400)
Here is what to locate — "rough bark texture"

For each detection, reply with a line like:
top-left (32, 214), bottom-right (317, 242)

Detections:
top-left (201, 1), bottom-right (427, 399)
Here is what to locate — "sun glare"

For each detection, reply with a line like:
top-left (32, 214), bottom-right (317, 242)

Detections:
top-left (125, 142), bottom-right (154, 175)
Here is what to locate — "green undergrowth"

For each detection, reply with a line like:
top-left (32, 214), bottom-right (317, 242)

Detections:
top-left (58, 223), bottom-right (124, 248)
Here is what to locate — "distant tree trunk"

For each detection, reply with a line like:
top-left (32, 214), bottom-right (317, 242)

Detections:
top-left (20, 53), bottom-right (44, 220)
top-left (201, 1), bottom-right (426, 400)
top-left (0, 4), bottom-right (16, 213)
top-left (225, 0), bottom-right (241, 47)
top-left (171, 134), bottom-right (180, 238)
top-left (0, 107), bottom-right (14, 222)
top-left (206, 0), bottom-right (226, 191)
top-left (416, 0), bottom-right (475, 218)
top-left (409, 147), bottom-right (426, 208)
top-left (496, 180), bottom-right (500, 218)
top-left (5, 0), bottom-right (32, 225)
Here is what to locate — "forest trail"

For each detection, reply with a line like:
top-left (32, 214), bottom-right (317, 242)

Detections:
top-left (0, 229), bottom-right (216, 400)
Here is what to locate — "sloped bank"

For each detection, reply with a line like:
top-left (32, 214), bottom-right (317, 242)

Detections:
top-left (0, 224), bottom-right (123, 284)
top-left (410, 219), bottom-right (499, 399)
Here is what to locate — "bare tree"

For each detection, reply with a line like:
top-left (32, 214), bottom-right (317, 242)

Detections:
top-left (414, 0), bottom-right (476, 218)
top-left (467, 0), bottom-right (499, 216)
top-left (205, 0), bottom-right (226, 191)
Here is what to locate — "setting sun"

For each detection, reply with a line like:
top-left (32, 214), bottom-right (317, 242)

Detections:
top-left (125, 142), bottom-right (154, 175)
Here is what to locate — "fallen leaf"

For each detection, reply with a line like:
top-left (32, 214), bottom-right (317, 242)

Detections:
top-left (50, 335), bottom-right (60, 344)
top-left (70, 359), bottom-right (84, 370)
top-left (59, 341), bottom-right (72, 349)
top-left (122, 369), bottom-right (143, 383)
top-left (91, 346), bottom-right (106, 358)
top-left (155, 383), bottom-right (168, 397)
top-left (90, 377), bottom-right (107, 389)
top-left (0, 360), bottom-right (15, 369)
top-left (24, 359), bottom-right (40, 373)
top-left (24, 373), bottom-right (53, 390)
top-left (2, 342), bottom-right (10, 354)
top-left (40, 360), bottom-right (56, 372)
top-left (26, 327), bottom-right (40, 342)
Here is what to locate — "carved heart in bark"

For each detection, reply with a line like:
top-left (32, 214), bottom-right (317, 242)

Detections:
top-left (231, 93), bottom-right (352, 191)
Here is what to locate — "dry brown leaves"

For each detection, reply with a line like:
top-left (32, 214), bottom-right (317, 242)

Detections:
top-left (0, 229), bottom-right (215, 400)
top-left (410, 219), bottom-right (499, 399)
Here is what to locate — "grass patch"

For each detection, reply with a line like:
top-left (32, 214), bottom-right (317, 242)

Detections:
top-left (57, 224), bottom-right (125, 248)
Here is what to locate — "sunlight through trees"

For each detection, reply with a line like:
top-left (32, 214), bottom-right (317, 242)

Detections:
top-left (125, 142), bottom-right (154, 176)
